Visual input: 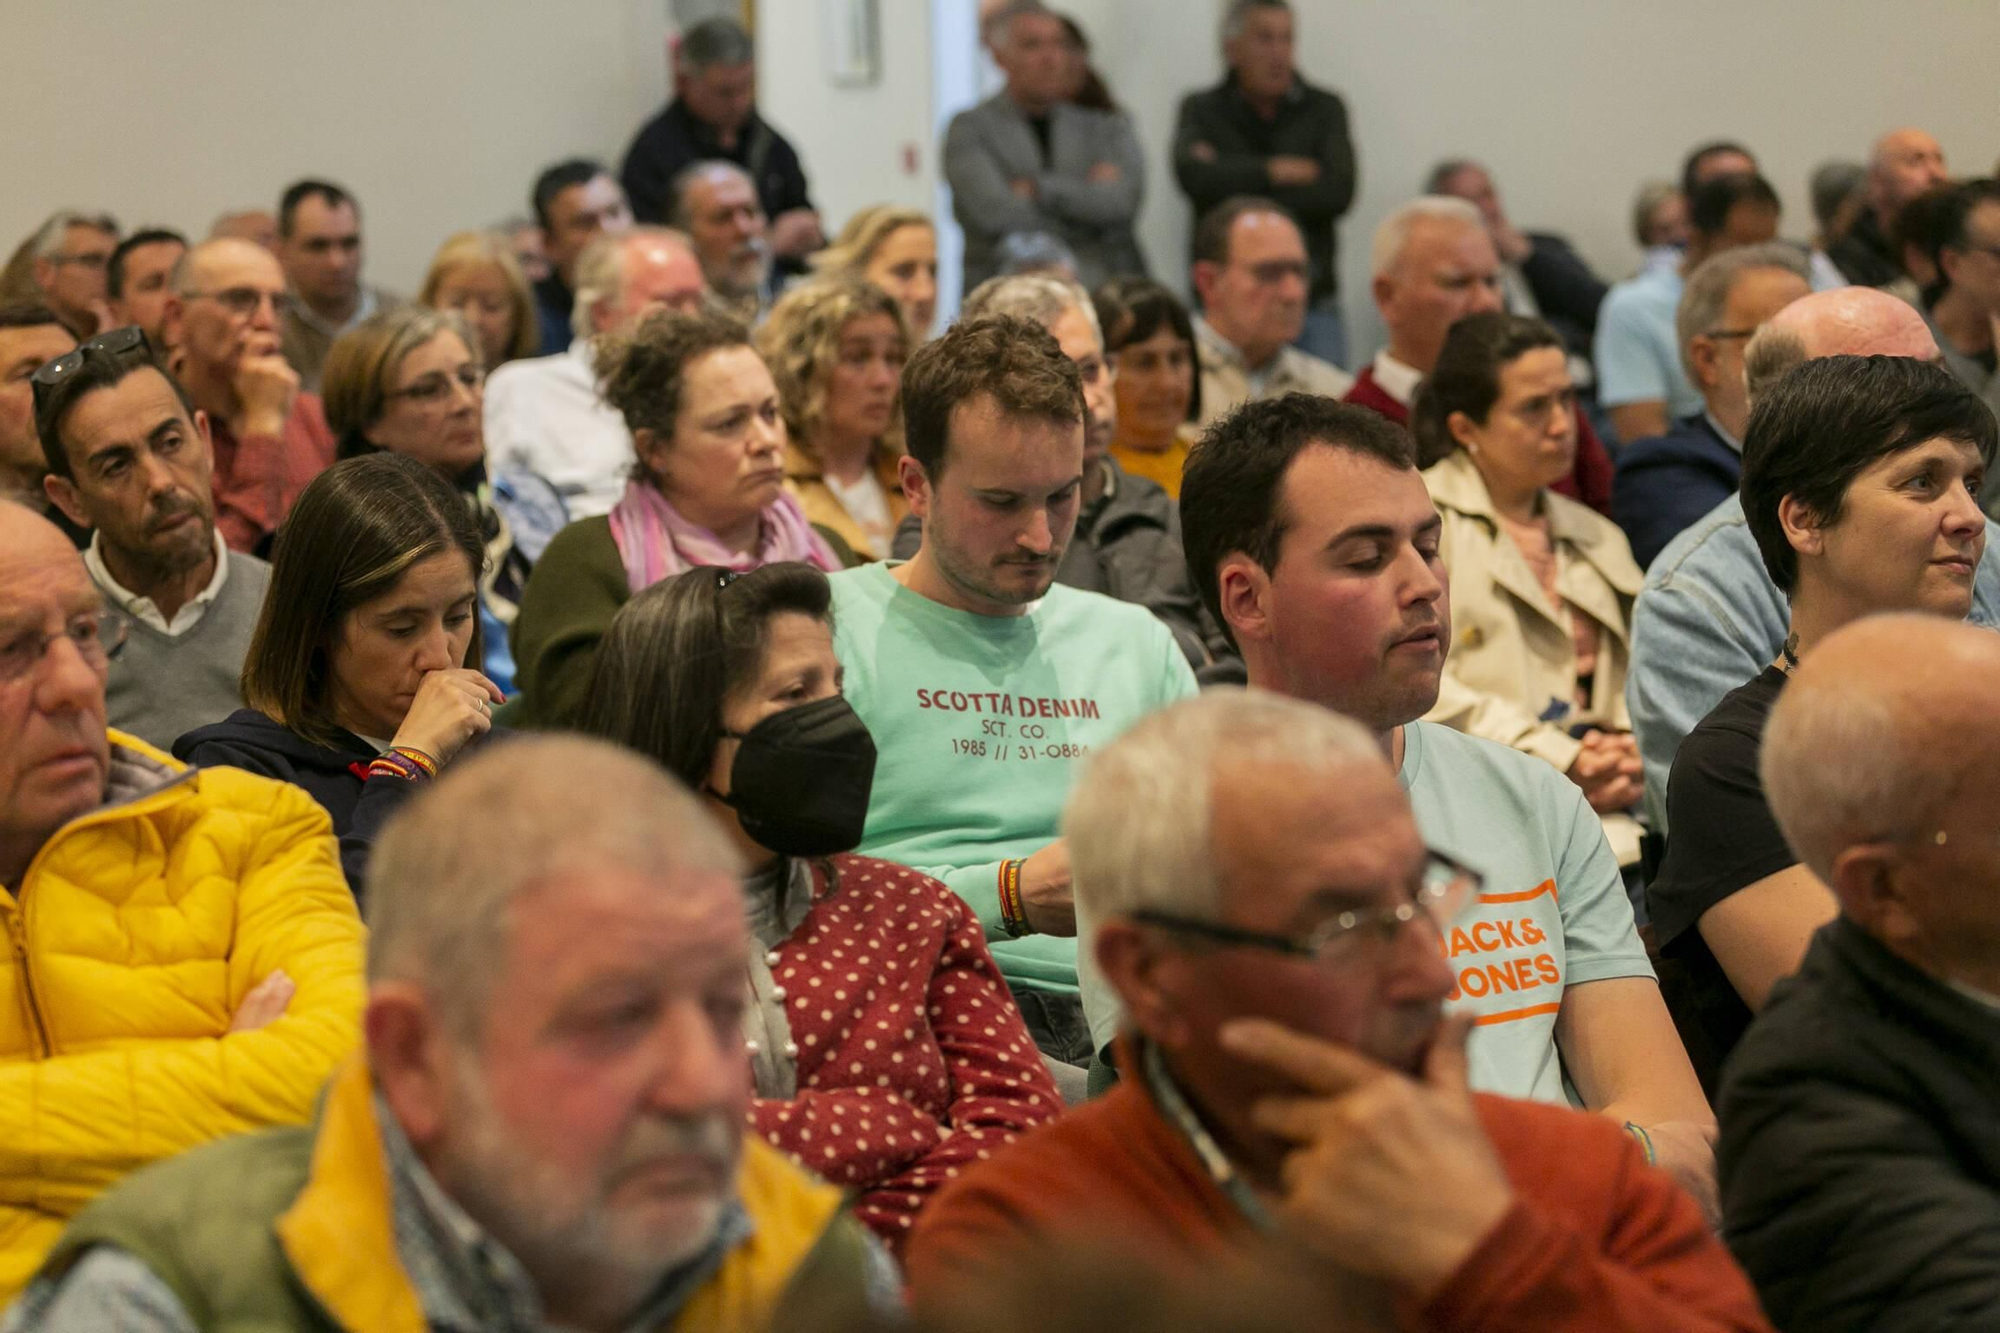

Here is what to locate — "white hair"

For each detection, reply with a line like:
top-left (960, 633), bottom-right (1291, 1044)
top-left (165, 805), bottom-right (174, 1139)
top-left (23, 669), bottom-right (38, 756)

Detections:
top-left (368, 734), bottom-right (742, 1037)
top-left (31, 210), bottom-right (115, 262)
top-left (960, 272), bottom-right (1102, 347)
top-left (1369, 196), bottom-right (1484, 279)
top-left (1065, 689), bottom-right (1382, 923)
top-left (570, 225), bottom-right (694, 339)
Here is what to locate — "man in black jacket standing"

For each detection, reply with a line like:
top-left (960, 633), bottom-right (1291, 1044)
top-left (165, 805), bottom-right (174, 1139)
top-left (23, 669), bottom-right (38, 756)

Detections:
top-left (1173, 0), bottom-right (1355, 367)
top-left (620, 18), bottom-right (822, 277)
top-left (1720, 612), bottom-right (2000, 1333)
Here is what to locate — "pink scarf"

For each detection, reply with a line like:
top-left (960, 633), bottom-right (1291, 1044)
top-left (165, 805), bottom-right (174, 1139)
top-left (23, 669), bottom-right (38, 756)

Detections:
top-left (607, 479), bottom-right (841, 594)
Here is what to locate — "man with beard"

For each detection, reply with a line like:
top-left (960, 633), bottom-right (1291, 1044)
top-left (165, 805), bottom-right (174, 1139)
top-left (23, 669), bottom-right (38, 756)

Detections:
top-left (7, 735), bottom-right (889, 1331)
top-left (670, 160), bottom-right (773, 325)
top-left (894, 273), bottom-right (1231, 670)
top-left (833, 315), bottom-right (1197, 1071)
top-left (906, 691), bottom-right (1771, 1333)
top-left (34, 328), bottom-right (270, 748)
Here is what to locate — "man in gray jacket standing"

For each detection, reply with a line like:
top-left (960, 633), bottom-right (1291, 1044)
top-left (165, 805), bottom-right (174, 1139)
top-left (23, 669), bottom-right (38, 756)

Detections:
top-left (943, 2), bottom-right (1146, 291)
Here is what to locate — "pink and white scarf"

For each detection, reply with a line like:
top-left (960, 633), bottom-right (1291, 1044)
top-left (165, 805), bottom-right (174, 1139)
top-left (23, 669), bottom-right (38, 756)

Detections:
top-left (607, 479), bottom-right (841, 594)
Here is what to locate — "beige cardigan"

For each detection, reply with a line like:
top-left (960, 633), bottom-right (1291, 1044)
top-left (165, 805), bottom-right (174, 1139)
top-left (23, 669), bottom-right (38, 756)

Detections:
top-left (782, 438), bottom-right (908, 564)
top-left (1421, 450), bottom-right (1646, 857)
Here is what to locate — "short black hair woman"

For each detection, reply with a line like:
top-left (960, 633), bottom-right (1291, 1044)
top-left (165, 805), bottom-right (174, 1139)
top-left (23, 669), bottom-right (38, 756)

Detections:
top-left (510, 309), bottom-right (844, 727)
top-left (175, 453), bottom-right (503, 895)
top-left (578, 560), bottom-right (1059, 1253)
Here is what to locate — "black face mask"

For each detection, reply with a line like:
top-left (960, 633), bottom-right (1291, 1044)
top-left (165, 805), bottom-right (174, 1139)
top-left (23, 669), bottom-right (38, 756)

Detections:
top-left (715, 694), bottom-right (878, 858)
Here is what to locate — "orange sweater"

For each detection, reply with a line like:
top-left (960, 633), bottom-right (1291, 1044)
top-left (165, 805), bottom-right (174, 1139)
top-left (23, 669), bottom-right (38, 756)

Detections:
top-left (906, 1072), bottom-right (1771, 1333)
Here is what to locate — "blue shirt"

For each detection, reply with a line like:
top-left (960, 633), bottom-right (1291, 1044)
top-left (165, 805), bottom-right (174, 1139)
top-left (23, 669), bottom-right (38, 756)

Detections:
top-left (1627, 495), bottom-right (2000, 831)
top-left (1594, 266), bottom-right (1703, 420)
top-left (1612, 412), bottom-right (1741, 568)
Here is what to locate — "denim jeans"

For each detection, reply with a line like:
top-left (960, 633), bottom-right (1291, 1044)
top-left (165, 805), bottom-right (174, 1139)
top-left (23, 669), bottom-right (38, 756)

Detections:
top-left (1007, 985), bottom-right (1095, 1068)
top-left (1294, 300), bottom-right (1349, 369)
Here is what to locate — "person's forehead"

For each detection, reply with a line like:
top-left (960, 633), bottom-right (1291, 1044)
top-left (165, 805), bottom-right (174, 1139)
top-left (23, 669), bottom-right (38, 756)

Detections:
top-left (0, 322), bottom-right (76, 366)
top-left (1278, 445), bottom-right (1431, 538)
top-left (1012, 13), bottom-right (1065, 43)
top-left (1228, 211), bottom-right (1305, 261)
top-left (683, 343), bottom-right (771, 399)
top-left (0, 513), bottom-right (96, 613)
top-left (294, 196), bottom-right (358, 233)
top-left (64, 223), bottom-right (115, 250)
top-left (1500, 345), bottom-right (1571, 389)
top-left (1402, 218), bottom-right (1488, 273)
top-left (195, 245), bottom-right (285, 291)
top-left (398, 328), bottom-right (473, 370)
top-left (700, 172), bottom-right (757, 208)
top-left (624, 240), bottom-right (703, 288)
top-left (64, 367), bottom-right (192, 453)
top-left (127, 239), bottom-right (185, 270)
top-left (944, 396), bottom-right (1080, 474)
top-left (502, 867), bottom-right (746, 980)
top-left (563, 177), bottom-right (625, 218)
top-left (1046, 305), bottom-right (1102, 361)
top-left (1210, 760), bottom-right (1417, 903)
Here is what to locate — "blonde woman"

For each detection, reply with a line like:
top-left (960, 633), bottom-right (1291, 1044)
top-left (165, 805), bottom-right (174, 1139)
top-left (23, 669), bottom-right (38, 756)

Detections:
top-left (418, 230), bottom-right (538, 370)
top-left (756, 277), bottom-right (910, 561)
top-left (813, 205), bottom-right (937, 338)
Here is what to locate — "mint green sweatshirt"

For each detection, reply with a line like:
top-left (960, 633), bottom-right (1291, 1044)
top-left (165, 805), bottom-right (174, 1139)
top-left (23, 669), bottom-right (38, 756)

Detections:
top-left (830, 563), bottom-right (1198, 993)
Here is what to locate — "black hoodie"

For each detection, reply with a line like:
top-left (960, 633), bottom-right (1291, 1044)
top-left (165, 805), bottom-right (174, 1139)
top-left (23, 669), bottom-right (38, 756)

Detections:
top-left (173, 708), bottom-right (422, 900)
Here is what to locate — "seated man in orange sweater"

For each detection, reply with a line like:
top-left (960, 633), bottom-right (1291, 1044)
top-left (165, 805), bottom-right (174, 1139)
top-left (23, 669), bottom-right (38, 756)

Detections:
top-left (906, 690), bottom-right (1771, 1333)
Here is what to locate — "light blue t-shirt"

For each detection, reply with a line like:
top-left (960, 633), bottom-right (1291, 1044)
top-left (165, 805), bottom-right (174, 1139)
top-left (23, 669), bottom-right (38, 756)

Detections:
top-left (830, 562), bottom-right (1198, 995)
top-left (1078, 718), bottom-right (1654, 1105)
top-left (1594, 265), bottom-right (1703, 421)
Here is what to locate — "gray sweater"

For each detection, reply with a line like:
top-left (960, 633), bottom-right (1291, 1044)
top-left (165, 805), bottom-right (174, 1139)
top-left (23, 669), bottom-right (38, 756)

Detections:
top-left (100, 553), bottom-right (270, 751)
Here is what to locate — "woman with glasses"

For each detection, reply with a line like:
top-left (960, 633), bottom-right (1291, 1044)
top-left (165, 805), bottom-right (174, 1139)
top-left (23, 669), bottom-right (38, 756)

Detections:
top-left (321, 305), bottom-right (564, 694)
top-left (510, 309), bottom-right (843, 728)
top-left (174, 454), bottom-right (501, 897)
top-left (1093, 278), bottom-right (1201, 499)
top-left (578, 561), bottom-right (1059, 1254)
top-left (418, 231), bottom-right (539, 372)
top-left (755, 277), bottom-right (910, 562)
top-left (1410, 312), bottom-right (1647, 868)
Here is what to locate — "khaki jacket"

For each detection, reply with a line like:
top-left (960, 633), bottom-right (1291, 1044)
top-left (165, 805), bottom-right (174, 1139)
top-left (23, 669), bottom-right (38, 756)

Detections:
top-left (1422, 452), bottom-right (1645, 848)
top-left (783, 439), bottom-right (908, 563)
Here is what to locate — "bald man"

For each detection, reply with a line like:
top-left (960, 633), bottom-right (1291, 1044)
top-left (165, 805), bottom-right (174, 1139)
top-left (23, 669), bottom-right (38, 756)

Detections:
top-left (1720, 614), bottom-right (2000, 1333)
top-left (1627, 285), bottom-right (2000, 831)
top-left (160, 238), bottom-right (334, 554)
top-left (1827, 128), bottom-right (1949, 290)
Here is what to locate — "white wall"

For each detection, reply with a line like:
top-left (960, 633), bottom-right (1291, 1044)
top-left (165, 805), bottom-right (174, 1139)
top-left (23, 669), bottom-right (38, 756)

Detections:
top-left (1067, 0), bottom-right (2000, 359)
top-left (0, 0), bottom-right (675, 293)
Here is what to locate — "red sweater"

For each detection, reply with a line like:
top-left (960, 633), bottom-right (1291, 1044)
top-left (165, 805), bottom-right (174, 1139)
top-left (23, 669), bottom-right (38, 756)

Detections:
top-left (906, 1064), bottom-right (1771, 1332)
top-left (208, 392), bottom-right (336, 553)
top-left (751, 855), bottom-right (1060, 1255)
top-left (1343, 367), bottom-right (1616, 518)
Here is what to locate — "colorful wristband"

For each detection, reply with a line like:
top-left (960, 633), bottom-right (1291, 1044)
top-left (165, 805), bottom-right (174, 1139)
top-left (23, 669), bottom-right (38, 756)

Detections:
top-left (998, 859), bottom-right (1031, 937)
top-left (367, 746), bottom-right (438, 783)
top-left (1623, 1121), bottom-right (1657, 1165)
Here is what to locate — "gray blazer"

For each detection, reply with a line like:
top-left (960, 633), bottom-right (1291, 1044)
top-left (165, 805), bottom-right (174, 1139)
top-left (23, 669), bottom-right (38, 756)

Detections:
top-left (943, 92), bottom-right (1147, 291)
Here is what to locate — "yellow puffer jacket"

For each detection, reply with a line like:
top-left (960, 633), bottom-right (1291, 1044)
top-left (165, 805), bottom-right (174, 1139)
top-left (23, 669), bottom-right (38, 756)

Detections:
top-left (0, 731), bottom-right (365, 1302)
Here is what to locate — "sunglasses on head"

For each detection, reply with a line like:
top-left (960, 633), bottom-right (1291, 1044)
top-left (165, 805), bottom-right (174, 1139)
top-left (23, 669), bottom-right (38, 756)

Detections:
top-left (29, 326), bottom-right (152, 415)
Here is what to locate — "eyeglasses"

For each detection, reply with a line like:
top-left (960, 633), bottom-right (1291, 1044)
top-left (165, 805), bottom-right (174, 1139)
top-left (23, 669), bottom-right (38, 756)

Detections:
top-left (1132, 849), bottom-right (1481, 965)
top-left (48, 252), bottom-right (110, 271)
top-left (1704, 328), bottom-right (1760, 342)
top-left (182, 287), bottom-right (293, 320)
top-left (385, 363), bottom-right (484, 405)
top-left (713, 568), bottom-right (742, 591)
top-left (0, 609), bottom-right (130, 685)
top-left (30, 325), bottom-right (151, 419)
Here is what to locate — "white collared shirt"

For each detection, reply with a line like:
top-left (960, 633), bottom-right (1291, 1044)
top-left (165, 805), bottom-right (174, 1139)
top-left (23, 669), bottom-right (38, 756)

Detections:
top-left (86, 529), bottom-right (229, 636)
top-left (1370, 348), bottom-right (1424, 407)
top-left (482, 339), bottom-right (635, 519)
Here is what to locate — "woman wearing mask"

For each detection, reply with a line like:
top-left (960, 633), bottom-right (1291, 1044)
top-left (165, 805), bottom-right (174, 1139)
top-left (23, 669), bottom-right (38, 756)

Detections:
top-left (757, 277), bottom-right (909, 561)
top-left (175, 453), bottom-right (501, 895)
top-left (579, 561), bottom-right (1059, 1254)
top-left (813, 206), bottom-right (938, 340)
top-left (322, 306), bottom-right (564, 694)
top-left (417, 230), bottom-right (539, 370)
top-left (1094, 277), bottom-right (1201, 498)
top-left (511, 309), bottom-right (842, 728)
top-left (1410, 312), bottom-right (1646, 866)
